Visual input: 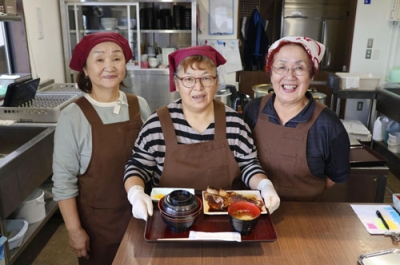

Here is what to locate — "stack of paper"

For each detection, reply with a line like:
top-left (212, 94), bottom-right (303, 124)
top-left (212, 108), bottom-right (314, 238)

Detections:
top-left (351, 204), bottom-right (400, 234)
top-left (341, 119), bottom-right (372, 142)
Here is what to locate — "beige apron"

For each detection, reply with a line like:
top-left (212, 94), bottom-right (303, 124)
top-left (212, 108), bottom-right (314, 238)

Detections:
top-left (157, 100), bottom-right (241, 191)
top-left (253, 94), bottom-right (326, 201)
top-left (75, 94), bottom-right (142, 265)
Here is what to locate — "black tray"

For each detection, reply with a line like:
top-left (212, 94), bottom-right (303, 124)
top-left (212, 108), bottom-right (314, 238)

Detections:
top-left (349, 145), bottom-right (387, 167)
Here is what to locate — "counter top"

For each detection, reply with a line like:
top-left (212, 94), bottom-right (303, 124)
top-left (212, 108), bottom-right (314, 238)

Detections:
top-left (113, 202), bottom-right (397, 265)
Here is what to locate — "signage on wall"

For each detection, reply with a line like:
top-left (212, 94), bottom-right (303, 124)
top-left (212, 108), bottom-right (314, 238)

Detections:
top-left (209, 0), bottom-right (234, 35)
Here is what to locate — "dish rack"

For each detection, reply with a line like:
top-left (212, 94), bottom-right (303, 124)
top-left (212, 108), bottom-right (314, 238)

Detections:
top-left (0, 83), bottom-right (82, 123)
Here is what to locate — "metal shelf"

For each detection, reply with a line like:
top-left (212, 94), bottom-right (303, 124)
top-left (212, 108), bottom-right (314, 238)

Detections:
top-left (0, 15), bottom-right (21, 22)
top-left (8, 199), bottom-right (59, 264)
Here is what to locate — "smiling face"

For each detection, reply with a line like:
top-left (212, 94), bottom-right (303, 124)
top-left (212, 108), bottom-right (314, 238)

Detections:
top-left (175, 56), bottom-right (218, 113)
top-left (83, 41), bottom-right (126, 93)
top-left (270, 44), bottom-right (312, 107)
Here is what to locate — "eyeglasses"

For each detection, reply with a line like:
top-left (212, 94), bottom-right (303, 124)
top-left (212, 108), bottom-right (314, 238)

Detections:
top-left (271, 65), bottom-right (311, 76)
top-left (175, 75), bottom-right (217, 88)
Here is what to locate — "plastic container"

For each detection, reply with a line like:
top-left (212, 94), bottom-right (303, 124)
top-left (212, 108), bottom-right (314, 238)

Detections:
top-left (388, 131), bottom-right (400, 145)
top-left (372, 116), bottom-right (390, 141)
top-left (336, 72), bottom-right (380, 90)
top-left (385, 120), bottom-right (400, 143)
top-left (388, 143), bottom-right (400, 153)
top-left (14, 189), bottom-right (46, 224)
top-left (5, 220), bottom-right (29, 250)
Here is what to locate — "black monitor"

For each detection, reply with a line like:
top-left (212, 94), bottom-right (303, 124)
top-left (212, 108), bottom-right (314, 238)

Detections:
top-left (2, 78), bottom-right (40, 107)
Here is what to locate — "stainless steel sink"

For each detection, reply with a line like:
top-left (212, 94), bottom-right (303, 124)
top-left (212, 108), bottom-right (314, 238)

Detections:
top-left (384, 87), bottom-right (400, 97)
top-left (0, 124), bottom-right (55, 219)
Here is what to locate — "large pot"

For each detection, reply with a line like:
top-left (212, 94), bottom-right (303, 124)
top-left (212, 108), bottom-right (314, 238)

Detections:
top-left (252, 84), bottom-right (326, 104)
top-left (214, 89), bottom-right (232, 107)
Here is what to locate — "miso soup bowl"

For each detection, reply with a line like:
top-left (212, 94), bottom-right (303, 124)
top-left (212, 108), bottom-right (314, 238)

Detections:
top-left (228, 201), bottom-right (261, 235)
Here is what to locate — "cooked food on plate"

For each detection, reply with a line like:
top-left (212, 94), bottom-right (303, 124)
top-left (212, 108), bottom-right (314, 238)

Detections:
top-left (204, 186), bottom-right (264, 211)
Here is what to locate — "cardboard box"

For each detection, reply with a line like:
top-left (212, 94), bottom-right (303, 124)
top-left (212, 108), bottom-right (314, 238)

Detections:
top-left (335, 72), bottom-right (380, 91)
top-left (0, 0), bottom-right (17, 15)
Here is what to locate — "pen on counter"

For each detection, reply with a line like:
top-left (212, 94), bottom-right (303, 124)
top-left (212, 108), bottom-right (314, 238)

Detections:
top-left (376, 210), bottom-right (390, 230)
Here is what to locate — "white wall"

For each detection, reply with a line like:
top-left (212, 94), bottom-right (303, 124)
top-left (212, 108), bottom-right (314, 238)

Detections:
top-left (22, 0), bottom-right (65, 83)
top-left (197, 0), bottom-right (239, 86)
top-left (350, 0), bottom-right (400, 81)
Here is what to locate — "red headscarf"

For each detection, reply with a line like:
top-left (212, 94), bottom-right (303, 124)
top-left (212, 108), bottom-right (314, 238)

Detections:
top-left (168, 46), bottom-right (226, 92)
top-left (265, 36), bottom-right (325, 75)
top-left (69, 32), bottom-right (132, 72)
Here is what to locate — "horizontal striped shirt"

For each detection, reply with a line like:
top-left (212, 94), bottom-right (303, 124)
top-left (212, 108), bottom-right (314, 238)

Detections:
top-left (124, 99), bottom-right (265, 188)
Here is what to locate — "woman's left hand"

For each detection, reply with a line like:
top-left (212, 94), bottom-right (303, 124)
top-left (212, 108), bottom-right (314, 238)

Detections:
top-left (258, 179), bottom-right (280, 214)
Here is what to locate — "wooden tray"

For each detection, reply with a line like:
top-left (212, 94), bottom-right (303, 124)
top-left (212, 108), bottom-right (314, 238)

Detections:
top-left (144, 202), bottom-right (277, 243)
top-left (349, 145), bottom-right (387, 167)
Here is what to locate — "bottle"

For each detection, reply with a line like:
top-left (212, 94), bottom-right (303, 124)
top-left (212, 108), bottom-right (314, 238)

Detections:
top-left (372, 116), bottom-right (389, 141)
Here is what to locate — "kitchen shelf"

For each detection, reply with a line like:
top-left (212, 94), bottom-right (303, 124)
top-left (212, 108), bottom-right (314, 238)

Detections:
top-left (8, 199), bottom-right (58, 264)
top-left (0, 15), bottom-right (21, 22)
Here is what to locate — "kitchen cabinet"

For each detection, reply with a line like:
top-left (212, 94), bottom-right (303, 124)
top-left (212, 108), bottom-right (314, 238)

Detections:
top-left (325, 145), bottom-right (388, 203)
top-left (60, 0), bottom-right (197, 83)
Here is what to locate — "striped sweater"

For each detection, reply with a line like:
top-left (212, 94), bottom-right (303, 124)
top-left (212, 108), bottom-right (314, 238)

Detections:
top-left (124, 99), bottom-right (266, 187)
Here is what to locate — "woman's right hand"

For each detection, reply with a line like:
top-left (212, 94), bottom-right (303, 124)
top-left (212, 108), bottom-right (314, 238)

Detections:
top-left (68, 227), bottom-right (90, 259)
top-left (127, 185), bottom-right (153, 221)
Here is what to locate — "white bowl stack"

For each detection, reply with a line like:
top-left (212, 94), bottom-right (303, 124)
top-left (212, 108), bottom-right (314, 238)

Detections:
top-left (101, 18), bottom-right (117, 30)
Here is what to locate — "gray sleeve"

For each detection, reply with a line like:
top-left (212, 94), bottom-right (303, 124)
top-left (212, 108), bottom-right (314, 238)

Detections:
top-left (52, 104), bottom-right (90, 201)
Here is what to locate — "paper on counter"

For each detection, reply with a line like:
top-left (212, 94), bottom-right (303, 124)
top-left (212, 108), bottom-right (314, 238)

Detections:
top-left (189, 231), bottom-right (241, 242)
top-left (351, 204), bottom-right (400, 234)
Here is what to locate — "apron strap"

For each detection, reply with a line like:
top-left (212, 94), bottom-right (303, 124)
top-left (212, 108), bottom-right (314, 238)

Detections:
top-left (213, 100), bottom-right (227, 140)
top-left (75, 97), bottom-right (103, 125)
top-left (157, 106), bottom-right (176, 146)
top-left (297, 102), bottom-right (326, 131)
top-left (258, 94), bottom-right (272, 120)
top-left (126, 94), bottom-right (139, 118)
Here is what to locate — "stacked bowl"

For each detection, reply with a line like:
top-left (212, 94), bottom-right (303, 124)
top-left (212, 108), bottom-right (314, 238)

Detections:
top-left (158, 190), bottom-right (202, 232)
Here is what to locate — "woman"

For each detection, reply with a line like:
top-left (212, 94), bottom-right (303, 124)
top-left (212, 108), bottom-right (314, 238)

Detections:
top-left (52, 32), bottom-right (151, 264)
top-left (123, 46), bottom-right (280, 221)
top-left (243, 36), bottom-right (350, 201)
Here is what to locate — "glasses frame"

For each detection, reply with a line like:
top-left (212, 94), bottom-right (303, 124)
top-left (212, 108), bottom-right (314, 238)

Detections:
top-left (175, 75), bottom-right (217, 88)
top-left (271, 66), bottom-right (311, 76)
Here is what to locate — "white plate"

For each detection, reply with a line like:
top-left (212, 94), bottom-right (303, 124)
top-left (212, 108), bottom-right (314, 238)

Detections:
top-left (150, 188), bottom-right (195, 201)
top-left (202, 190), bottom-right (267, 215)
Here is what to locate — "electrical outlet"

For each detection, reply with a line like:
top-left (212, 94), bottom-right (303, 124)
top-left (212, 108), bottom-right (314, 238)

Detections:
top-left (357, 102), bottom-right (363, 111)
top-left (365, 49), bottom-right (372, 59)
top-left (367, 38), bottom-right (373, 48)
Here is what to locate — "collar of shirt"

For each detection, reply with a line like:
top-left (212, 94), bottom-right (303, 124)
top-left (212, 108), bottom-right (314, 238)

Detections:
top-left (84, 92), bottom-right (128, 114)
top-left (262, 91), bottom-right (316, 127)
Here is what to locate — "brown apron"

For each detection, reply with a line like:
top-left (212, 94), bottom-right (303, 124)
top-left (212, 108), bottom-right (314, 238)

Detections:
top-left (253, 94), bottom-right (326, 201)
top-left (75, 95), bottom-right (142, 265)
top-left (157, 100), bottom-right (241, 191)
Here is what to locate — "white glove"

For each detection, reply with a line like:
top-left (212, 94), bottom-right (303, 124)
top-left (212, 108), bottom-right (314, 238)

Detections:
top-left (258, 179), bottom-right (280, 214)
top-left (127, 185), bottom-right (153, 221)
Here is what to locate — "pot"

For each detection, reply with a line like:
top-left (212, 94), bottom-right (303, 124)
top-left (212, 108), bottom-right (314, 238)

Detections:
top-left (309, 88), bottom-right (326, 105)
top-left (252, 84), bottom-right (273, 98)
top-left (214, 89), bottom-right (232, 107)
